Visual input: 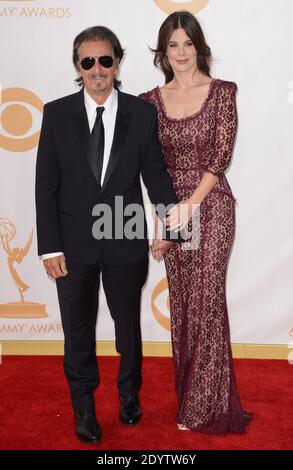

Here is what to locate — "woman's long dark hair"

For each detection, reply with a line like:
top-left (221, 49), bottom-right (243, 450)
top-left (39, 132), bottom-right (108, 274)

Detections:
top-left (153, 11), bottom-right (212, 84)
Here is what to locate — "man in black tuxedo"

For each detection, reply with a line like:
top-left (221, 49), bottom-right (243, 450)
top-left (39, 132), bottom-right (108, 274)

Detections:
top-left (35, 26), bottom-right (177, 444)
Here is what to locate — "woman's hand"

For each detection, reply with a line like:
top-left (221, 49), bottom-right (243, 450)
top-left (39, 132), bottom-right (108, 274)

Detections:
top-left (164, 199), bottom-right (199, 232)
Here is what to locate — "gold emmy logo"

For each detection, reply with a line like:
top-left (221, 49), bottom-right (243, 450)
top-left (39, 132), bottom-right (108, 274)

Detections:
top-left (151, 277), bottom-right (170, 331)
top-left (0, 87), bottom-right (43, 152)
top-left (153, 0), bottom-right (209, 14)
top-left (0, 218), bottom-right (47, 318)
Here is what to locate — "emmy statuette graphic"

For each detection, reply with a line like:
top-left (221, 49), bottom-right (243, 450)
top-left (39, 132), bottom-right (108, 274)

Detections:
top-left (0, 218), bottom-right (47, 318)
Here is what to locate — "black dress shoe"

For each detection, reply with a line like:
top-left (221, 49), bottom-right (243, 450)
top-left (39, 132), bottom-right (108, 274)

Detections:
top-left (242, 411), bottom-right (253, 424)
top-left (119, 395), bottom-right (142, 425)
top-left (74, 410), bottom-right (101, 443)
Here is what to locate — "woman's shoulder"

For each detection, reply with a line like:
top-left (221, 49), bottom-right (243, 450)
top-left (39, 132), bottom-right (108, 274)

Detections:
top-left (138, 87), bottom-right (158, 104)
top-left (214, 78), bottom-right (238, 93)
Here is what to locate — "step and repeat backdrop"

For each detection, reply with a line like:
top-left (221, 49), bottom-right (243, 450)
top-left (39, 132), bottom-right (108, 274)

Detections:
top-left (0, 0), bottom-right (292, 347)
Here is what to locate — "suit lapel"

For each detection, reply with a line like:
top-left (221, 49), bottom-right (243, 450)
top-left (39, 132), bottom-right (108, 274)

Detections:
top-left (101, 95), bottom-right (129, 191)
top-left (72, 89), bottom-right (99, 182)
top-left (102, 106), bottom-right (128, 190)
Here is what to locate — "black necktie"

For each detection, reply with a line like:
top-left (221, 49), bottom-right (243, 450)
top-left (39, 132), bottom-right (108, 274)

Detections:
top-left (91, 106), bottom-right (105, 185)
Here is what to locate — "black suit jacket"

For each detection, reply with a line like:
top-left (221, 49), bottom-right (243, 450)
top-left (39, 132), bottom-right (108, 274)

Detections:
top-left (35, 88), bottom-right (178, 265)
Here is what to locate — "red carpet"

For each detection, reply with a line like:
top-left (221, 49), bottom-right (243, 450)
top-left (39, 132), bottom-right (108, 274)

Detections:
top-left (0, 356), bottom-right (292, 450)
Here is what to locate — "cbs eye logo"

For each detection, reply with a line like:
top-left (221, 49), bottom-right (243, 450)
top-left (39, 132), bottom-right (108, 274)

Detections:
top-left (153, 0), bottom-right (209, 14)
top-left (0, 87), bottom-right (43, 152)
top-left (151, 277), bottom-right (171, 331)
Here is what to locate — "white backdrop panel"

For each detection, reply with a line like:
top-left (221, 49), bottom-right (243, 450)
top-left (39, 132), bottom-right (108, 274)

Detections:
top-left (0, 0), bottom-right (292, 345)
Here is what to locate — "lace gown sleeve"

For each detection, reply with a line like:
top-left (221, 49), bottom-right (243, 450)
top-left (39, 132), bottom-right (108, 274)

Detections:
top-left (207, 82), bottom-right (238, 177)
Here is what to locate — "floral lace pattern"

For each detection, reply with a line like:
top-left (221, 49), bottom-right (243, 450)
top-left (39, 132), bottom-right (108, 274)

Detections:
top-left (140, 80), bottom-right (250, 434)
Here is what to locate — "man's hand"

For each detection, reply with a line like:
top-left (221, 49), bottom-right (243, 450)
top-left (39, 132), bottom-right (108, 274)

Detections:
top-left (151, 240), bottom-right (174, 261)
top-left (43, 255), bottom-right (68, 279)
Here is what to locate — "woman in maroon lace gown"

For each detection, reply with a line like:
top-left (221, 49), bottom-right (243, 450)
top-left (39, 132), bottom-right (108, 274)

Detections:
top-left (140, 11), bottom-right (251, 434)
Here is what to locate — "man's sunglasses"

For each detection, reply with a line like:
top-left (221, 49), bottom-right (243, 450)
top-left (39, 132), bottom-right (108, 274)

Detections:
top-left (80, 56), bottom-right (114, 70)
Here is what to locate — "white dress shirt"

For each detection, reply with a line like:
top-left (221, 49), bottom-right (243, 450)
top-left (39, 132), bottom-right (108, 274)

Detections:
top-left (41, 87), bottom-right (118, 260)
